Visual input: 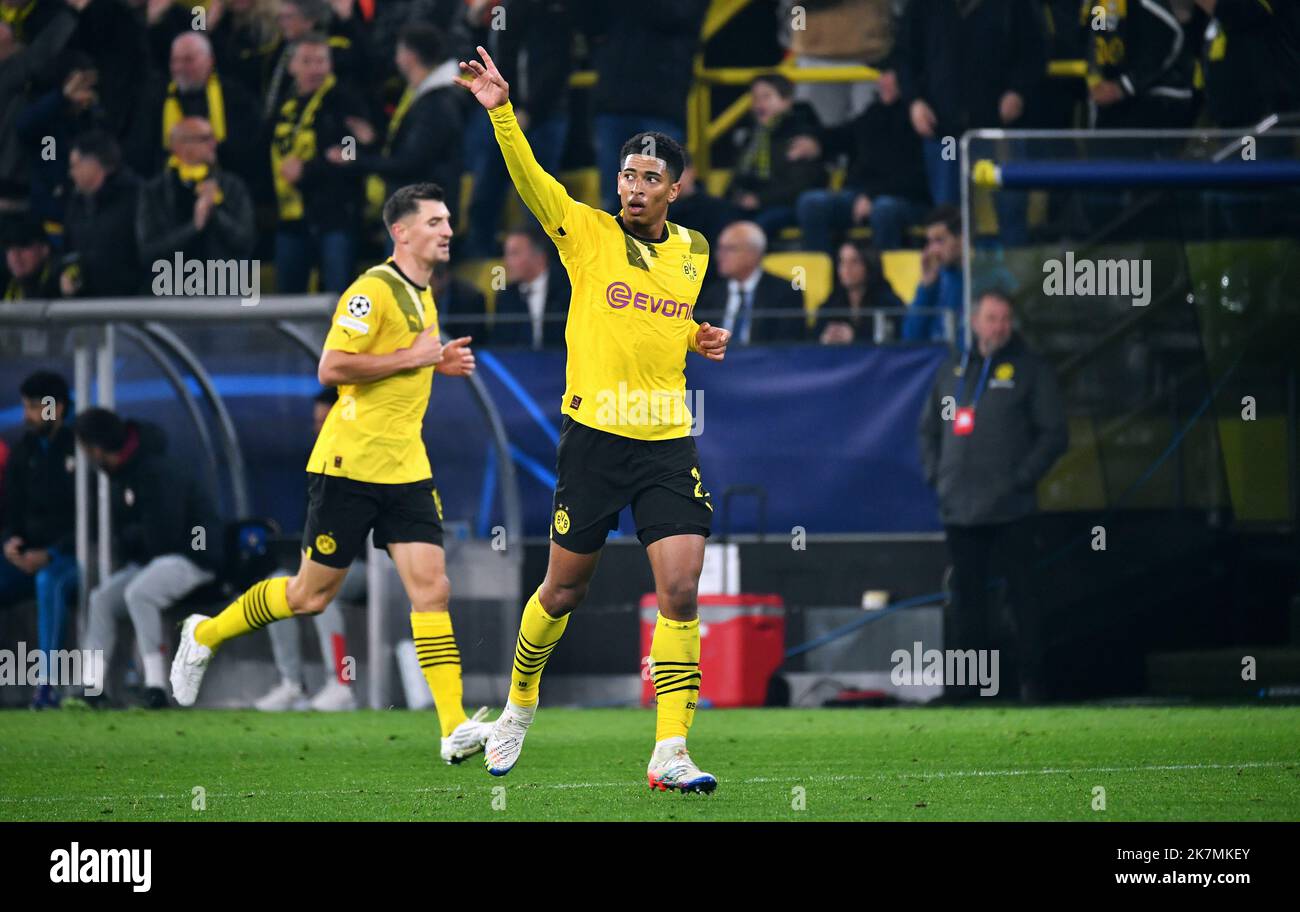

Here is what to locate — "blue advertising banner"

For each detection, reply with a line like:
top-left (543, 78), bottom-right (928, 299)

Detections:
top-left (0, 335), bottom-right (948, 536)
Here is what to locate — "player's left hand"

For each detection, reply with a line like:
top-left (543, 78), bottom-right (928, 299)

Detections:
top-left (695, 322), bottom-right (730, 361)
top-left (457, 46), bottom-right (510, 110)
top-left (435, 336), bottom-right (476, 376)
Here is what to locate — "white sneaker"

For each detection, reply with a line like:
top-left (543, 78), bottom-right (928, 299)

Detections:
top-left (440, 706), bottom-right (494, 764)
top-left (309, 679), bottom-right (356, 712)
top-left (647, 738), bottom-right (717, 794)
top-left (254, 678), bottom-right (306, 712)
top-left (483, 701), bottom-right (536, 775)
top-left (170, 615), bottom-right (213, 707)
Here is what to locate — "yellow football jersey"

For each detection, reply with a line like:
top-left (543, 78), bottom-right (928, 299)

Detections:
top-left (306, 259), bottom-right (439, 483)
top-left (489, 101), bottom-right (709, 441)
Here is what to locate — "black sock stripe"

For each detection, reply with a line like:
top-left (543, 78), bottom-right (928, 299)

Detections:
top-left (654, 683), bottom-right (701, 698)
top-left (421, 659), bottom-right (461, 667)
top-left (649, 661), bottom-right (699, 668)
top-left (245, 583), bottom-right (267, 628)
top-left (517, 630), bottom-right (560, 653)
top-left (255, 583), bottom-right (274, 626)
top-left (654, 674), bottom-right (702, 690)
top-left (514, 642), bottom-right (558, 660)
top-left (413, 634), bottom-right (457, 642)
top-left (512, 656), bottom-right (550, 672)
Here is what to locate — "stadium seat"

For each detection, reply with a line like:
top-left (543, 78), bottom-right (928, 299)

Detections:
top-left (761, 250), bottom-right (833, 326)
top-left (881, 250), bottom-right (922, 304)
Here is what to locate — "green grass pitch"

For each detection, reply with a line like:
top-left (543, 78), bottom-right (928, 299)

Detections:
top-left (2, 706), bottom-right (1297, 821)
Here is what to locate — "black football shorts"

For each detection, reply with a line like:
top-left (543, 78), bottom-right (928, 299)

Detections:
top-left (550, 416), bottom-right (713, 554)
top-left (302, 473), bottom-right (444, 568)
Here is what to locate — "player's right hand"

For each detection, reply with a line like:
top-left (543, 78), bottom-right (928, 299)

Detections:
top-left (407, 327), bottom-right (444, 368)
top-left (457, 45), bottom-right (510, 110)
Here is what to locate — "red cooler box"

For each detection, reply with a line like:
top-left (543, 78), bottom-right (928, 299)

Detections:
top-left (639, 594), bottom-right (785, 708)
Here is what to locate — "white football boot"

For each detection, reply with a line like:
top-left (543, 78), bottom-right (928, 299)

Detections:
top-left (483, 701), bottom-right (536, 775)
top-left (309, 679), bottom-right (357, 712)
top-left (440, 706), bottom-right (494, 764)
top-left (170, 615), bottom-right (213, 707)
top-left (647, 737), bottom-right (717, 794)
top-left (254, 678), bottom-right (306, 711)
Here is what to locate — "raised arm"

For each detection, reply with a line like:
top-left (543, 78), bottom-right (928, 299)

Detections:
top-left (457, 45), bottom-right (576, 234)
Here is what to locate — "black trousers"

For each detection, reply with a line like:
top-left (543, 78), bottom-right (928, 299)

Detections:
top-left (943, 518), bottom-right (1046, 699)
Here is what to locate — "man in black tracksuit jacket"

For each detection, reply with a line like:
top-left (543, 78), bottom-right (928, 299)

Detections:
top-left (918, 290), bottom-right (1068, 702)
top-left (74, 409), bottom-right (224, 705)
top-left (1082, 0), bottom-right (1197, 128)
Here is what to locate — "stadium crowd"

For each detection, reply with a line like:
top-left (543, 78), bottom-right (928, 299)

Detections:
top-left (1, 0), bottom-right (1298, 710)
top-left (1, 0), bottom-right (1296, 347)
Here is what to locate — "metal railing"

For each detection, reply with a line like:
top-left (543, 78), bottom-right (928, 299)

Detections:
top-left (1, 297), bottom-right (525, 707)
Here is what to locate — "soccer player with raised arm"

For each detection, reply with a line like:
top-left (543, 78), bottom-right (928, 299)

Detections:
top-left (458, 47), bottom-right (732, 793)
top-left (170, 183), bottom-right (497, 764)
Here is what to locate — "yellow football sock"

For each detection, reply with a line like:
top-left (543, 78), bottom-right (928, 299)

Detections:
top-left (508, 588), bottom-right (568, 707)
top-left (195, 576), bottom-right (293, 650)
top-left (411, 610), bottom-right (467, 736)
top-left (651, 613), bottom-right (701, 742)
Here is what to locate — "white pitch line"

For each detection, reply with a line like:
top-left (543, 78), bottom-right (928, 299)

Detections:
top-left (0, 761), bottom-right (1290, 806)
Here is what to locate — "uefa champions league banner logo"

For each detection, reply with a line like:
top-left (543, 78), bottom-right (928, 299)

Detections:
top-left (151, 254), bottom-right (261, 307)
top-left (0, 642), bottom-right (104, 696)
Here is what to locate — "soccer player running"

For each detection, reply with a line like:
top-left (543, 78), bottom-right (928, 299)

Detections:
top-left (171, 183), bottom-right (497, 764)
top-left (458, 47), bottom-right (732, 793)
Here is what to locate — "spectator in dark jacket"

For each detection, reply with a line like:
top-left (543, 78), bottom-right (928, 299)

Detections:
top-left (128, 31), bottom-right (265, 204)
top-left (463, 1), bottom-right (572, 256)
top-left (0, 0), bottom-right (83, 221)
top-left (210, 0), bottom-right (283, 101)
top-left (270, 32), bottom-right (366, 292)
top-left (1196, 0), bottom-right (1300, 127)
top-left (136, 116), bottom-right (256, 269)
top-left (587, 0), bottom-right (707, 211)
top-left (917, 289), bottom-right (1067, 702)
top-left (75, 408), bottom-right (223, 707)
top-left (1, 371), bottom-right (79, 708)
top-left (328, 23), bottom-right (464, 229)
top-left (15, 50), bottom-right (111, 235)
top-left (491, 226), bottom-right (570, 349)
top-left (794, 69), bottom-right (930, 253)
top-left (695, 221), bottom-right (806, 344)
top-left (61, 130), bottom-right (140, 297)
top-left (729, 74), bottom-right (825, 237)
top-left (815, 241), bottom-right (904, 345)
top-left (3, 216), bottom-right (59, 299)
top-left (896, 0), bottom-right (1046, 243)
